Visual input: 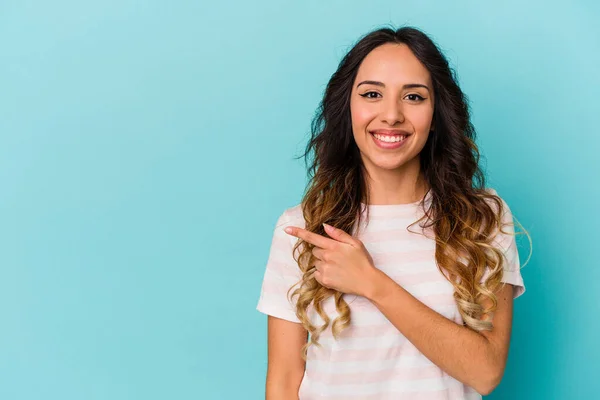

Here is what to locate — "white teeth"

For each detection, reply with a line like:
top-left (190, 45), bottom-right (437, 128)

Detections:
top-left (373, 134), bottom-right (407, 143)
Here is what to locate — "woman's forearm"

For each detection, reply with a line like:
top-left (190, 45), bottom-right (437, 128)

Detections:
top-left (365, 269), bottom-right (500, 395)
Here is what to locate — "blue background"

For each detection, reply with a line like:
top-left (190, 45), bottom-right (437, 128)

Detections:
top-left (1, 1), bottom-right (598, 399)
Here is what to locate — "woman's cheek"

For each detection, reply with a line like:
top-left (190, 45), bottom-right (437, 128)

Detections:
top-left (417, 107), bottom-right (435, 131)
top-left (352, 106), bottom-right (376, 129)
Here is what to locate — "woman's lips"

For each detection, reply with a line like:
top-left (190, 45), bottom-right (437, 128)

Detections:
top-left (370, 132), bottom-right (410, 149)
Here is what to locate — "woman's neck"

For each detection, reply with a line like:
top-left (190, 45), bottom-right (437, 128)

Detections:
top-left (363, 162), bottom-right (428, 205)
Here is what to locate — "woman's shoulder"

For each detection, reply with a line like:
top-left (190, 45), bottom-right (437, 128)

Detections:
top-left (276, 203), bottom-right (305, 229)
top-left (283, 203), bottom-right (304, 219)
top-left (485, 187), bottom-right (498, 195)
top-left (482, 187), bottom-right (512, 216)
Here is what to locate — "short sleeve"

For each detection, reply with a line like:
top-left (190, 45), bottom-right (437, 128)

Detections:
top-left (482, 189), bottom-right (526, 299)
top-left (256, 209), bottom-right (303, 323)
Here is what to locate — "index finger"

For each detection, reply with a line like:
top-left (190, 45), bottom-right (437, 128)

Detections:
top-left (285, 226), bottom-right (337, 250)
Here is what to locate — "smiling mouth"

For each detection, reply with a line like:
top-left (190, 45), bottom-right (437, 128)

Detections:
top-left (370, 132), bottom-right (412, 149)
top-left (371, 133), bottom-right (409, 143)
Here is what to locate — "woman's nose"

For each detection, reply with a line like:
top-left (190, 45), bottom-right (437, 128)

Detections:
top-left (380, 100), bottom-right (405, 125)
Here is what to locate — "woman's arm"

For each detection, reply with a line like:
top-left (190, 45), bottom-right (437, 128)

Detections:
top-left (265, 316), bottom-right (308, 400)
top-left (366, 270), bottom-right (515, 396)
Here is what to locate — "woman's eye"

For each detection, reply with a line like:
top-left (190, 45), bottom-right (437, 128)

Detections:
top-left (406, 94), bottom-right (425, 101)
top-left (360, 91), bottom-right (381, 99)
top-left (360, 92), bottom-right (425, 101)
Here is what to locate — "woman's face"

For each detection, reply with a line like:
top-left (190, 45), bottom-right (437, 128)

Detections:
top-left (350, 43), bottom-right (435, 172)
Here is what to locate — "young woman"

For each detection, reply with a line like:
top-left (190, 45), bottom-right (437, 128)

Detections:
top-left (256, 25), bottom-right (531, 400)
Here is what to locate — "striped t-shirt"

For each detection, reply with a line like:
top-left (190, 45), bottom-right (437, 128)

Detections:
top-left (256, 188), bottom-right (525, 399)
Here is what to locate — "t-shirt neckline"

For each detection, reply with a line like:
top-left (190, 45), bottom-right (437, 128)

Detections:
top-left (359, 190), bottom-right (432, 217)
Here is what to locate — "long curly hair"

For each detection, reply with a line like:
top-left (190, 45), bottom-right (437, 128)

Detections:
top-left (286, 25), bottom-right (532, 361)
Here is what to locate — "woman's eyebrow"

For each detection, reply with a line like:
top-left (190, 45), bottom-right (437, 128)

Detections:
top-left (356, 80), bottom-right (430, 92)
